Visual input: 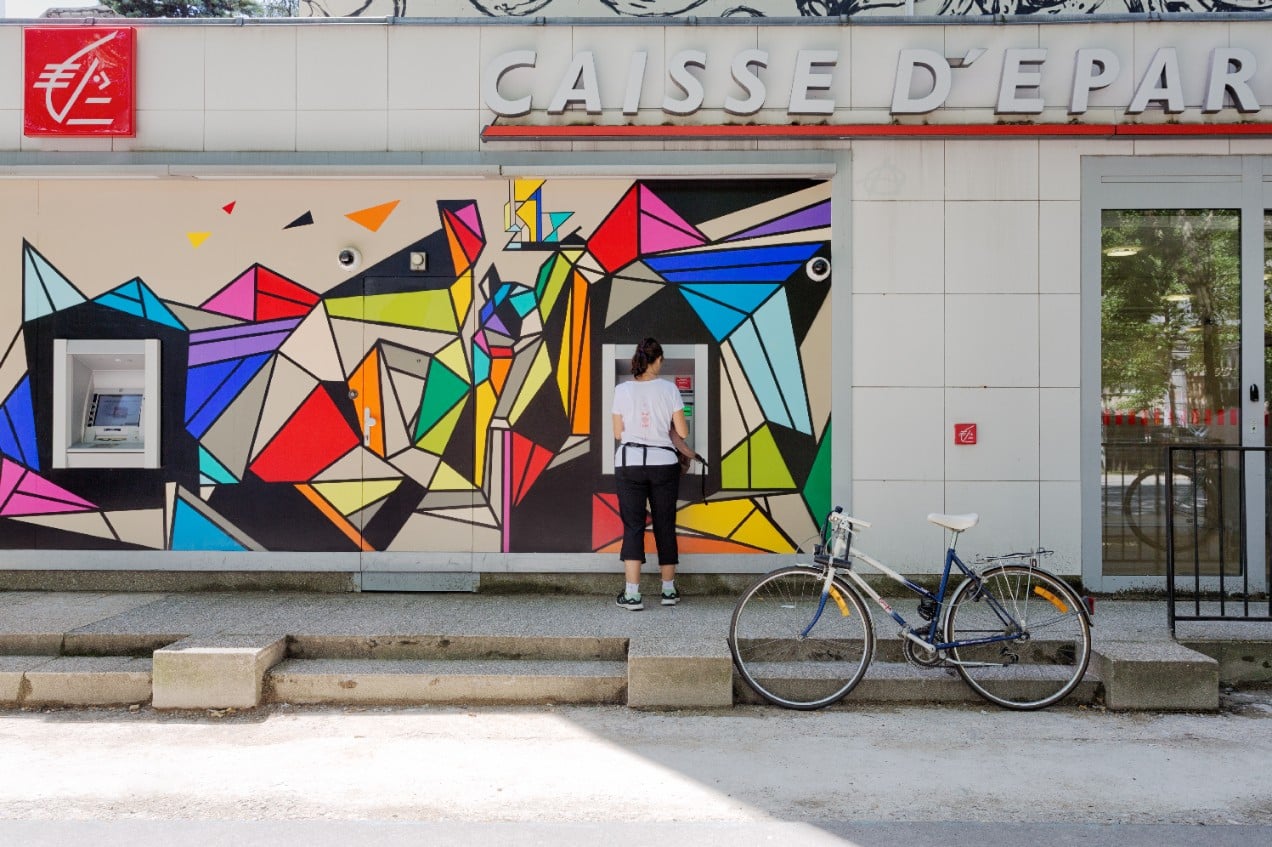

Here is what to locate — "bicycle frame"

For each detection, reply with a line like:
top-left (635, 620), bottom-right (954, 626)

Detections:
top-left (811, 541), bottom-right (1026, 657)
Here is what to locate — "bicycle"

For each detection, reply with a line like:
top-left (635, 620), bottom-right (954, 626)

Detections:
top-left (728, 507), bottom-right (1093, 711)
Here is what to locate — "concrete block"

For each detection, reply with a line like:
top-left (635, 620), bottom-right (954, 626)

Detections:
top-left (152, 634), bottom-right (286, 710)
top-left (268, 658), bottom-right (626, 706)
top-left (0, 656), bottom-right (51, 704)
top-left (1180, 639), bottom-right (1272, 686)
top-left (22, 656), bottom-right (152, 706)
top-left (627, 636), bottom-right (733, 709)
top-left (1094, 640), bottom-right (1218, 711)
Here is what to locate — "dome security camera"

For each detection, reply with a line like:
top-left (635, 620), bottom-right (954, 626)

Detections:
top-left (806, 256), bottom-right (831, 282)
top-left (337, 248), bottom-right (362, 271)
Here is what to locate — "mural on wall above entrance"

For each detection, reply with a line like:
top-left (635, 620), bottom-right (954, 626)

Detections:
top-left (0, 178), bottom-right (831, 556)
top-left (298, 0), bottom-right (1272, 18)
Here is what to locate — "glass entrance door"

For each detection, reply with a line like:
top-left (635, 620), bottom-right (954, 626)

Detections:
top-left (1099, 209), bottom-right (1242, 578)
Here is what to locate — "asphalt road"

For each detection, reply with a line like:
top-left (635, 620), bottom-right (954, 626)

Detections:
top-left (3, 692), bottom-right (1271, 846)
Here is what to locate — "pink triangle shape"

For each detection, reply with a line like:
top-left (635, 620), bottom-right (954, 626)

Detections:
top-left (455, 202), bottom-right (482, 239)
top-left (0, 459), bottom-right (24, 505)
top-left (0, 459), bottom-right (96, 516)
top-left (639, 186), bottom-right (705, 244)
top-left (200, 268), bottom-right (257, 320)
top-left (641, 216), bottom-right (708, 255)
top-left (4, 493), bottom-right (94, 516)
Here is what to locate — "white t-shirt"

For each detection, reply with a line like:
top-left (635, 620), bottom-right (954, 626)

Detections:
top-left (613, 377), bottom-right (684, 467)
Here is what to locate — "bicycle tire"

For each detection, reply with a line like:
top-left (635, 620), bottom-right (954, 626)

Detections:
top-left (1122, 466), bottom-right (1217, 552)
top-left (943, 565), bottom-right (1091, 710)
top-left (728, 566), bottom-right (875, 710)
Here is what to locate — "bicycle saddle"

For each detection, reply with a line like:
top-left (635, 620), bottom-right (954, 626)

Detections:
top-left (927, 513), bottom-right (979, 532)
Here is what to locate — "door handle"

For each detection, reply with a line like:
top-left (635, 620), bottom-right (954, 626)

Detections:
top-left (1251, 384), bottom-right (1260, 402)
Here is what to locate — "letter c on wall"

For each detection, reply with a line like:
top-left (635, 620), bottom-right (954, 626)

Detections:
top-left (484, 50), bottom-right (537, 118)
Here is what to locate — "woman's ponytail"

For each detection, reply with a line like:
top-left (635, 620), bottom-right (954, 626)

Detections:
top-left (630, 337), bottom-right (664, 377)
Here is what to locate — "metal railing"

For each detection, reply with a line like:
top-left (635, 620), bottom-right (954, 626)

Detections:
top-left (1166, 444), bottom-right (1272, 633)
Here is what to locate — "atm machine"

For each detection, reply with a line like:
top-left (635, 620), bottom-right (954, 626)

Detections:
top-left (601, 343), bottom-right (709, 480)
top-left (53, 339), bottom-right (161, 469)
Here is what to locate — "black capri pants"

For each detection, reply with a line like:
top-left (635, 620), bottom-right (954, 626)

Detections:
top-left (616, 459), bottom-right (680, 566)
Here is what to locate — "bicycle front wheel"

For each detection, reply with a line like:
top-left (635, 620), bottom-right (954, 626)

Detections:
top-left (944, 565), bottom-right (1091, 710)
top-left (728, 566), bottom-right (875, 710)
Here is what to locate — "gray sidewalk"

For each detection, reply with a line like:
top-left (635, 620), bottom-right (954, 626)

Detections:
top-left (1, 590), bottom-right (1270, 712)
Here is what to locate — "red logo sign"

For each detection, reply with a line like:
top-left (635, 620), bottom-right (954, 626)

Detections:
top-left (954, 423), bottom-right (978, 445)
top-left (24, 27), bottom-right (135, 137)
top-left (674, 376), bottom-right (693, 391)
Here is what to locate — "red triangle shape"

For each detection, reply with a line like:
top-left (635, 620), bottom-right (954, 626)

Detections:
top-left (222, 201), bottom-right (236, 215)
top-left (250, 387), bottom-right (360, 482)
top-left (510, 432), bottom-right (553, 506)
top-left (587, 185), bottom-right (640, 274)
top-left (591, 493), bottom-right (624, 551)
top-left (444, 208), bottom-right (485, 266)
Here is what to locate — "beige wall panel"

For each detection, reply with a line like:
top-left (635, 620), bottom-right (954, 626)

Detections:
top-left (205, 27), bottom-right (297, 111)
top-left (12, 512), bottom-right (117, 542)
top-left (385, 511), bottom-right (476, 552)
top-left (388, 27), bottom-right (482, 111)
top-left (800, 285), bottom-right (833, 444)
top-left (297, 26), bottom-right (388, 111)
top-left (765, 492), bottom-right (819, 553)
top-left (279, 305), bottom-right (345, 382)
top-left (103, 508), bottom-right (167, 550)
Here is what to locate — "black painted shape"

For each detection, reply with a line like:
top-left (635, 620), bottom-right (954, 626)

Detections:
top-left (284, 211), bottom-right (315, 229)
top-left (206, 477), bottom-right (361, 552)
top-left (360, 474), bottom-right (426, 551)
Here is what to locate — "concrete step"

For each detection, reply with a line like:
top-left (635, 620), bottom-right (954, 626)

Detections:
top-left (732, 660), bottom-right (1103, 707)
top-left (267, 657), bottom-right (629, 706)
top-left (0, 655), bottom-right (151, 707)
top-left (1093, 640), bottom-right (1218, 711)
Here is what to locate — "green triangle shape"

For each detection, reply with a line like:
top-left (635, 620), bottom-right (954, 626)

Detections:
top-left (414, 360), bottom-right (470, 442)
top-left (803, 423), bottom-right (832, 531)
top-left (721, 439), bottom-right (751, 489)
top-left (722, 425), bottom-right (794, 490)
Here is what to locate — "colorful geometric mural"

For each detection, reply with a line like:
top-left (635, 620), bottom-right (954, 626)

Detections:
top-left (0, 178), bottom-right (830, 557)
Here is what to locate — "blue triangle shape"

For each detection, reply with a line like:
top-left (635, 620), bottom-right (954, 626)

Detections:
top-left (24, 243), bottom-right (86, 322)
top-left (681, 289), bottom-right (748, 342)
top-left (171, 499), bottom-right (246, 551)
top-left (139, 283), bottom-right (186, 330)
top-left (0, 376), bottom-right (40, 471)
top-left (679, 282), bottom-right (778, 315)
top-left (185, 354), bottom-right (271, 438)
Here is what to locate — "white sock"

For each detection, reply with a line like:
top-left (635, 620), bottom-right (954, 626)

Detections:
top-left (625, 582), bottom-right (641, 599)
top-left (662, 580), bottom-right (675, 593)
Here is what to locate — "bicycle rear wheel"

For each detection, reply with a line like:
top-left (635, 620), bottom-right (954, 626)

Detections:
top-left (943, 565), bottom-right (1091, 710)
top-left (728, 566), bottom-right (875, 710)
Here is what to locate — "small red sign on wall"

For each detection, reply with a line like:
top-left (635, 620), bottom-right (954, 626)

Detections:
top-left (954, 423), bottom-right (978, 445)
top-left (23, 27), bottom-right (136, 137)
top-left (674, 376), bottom-right (693, 391)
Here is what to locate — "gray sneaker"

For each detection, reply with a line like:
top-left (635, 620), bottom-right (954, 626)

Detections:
top-left (661, 589), bottom-right (679, 606)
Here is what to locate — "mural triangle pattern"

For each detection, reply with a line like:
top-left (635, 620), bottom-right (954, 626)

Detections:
top-left (0, 376), bottom-right (39, 471)
top-left (0, 458), bottom-right (95, 516)
top-left (250, 386), bottom-right (361, 483)
top-left (93, 279), bottom-right (186, 330)
top-left (23, 242), bottom-right (86, 322)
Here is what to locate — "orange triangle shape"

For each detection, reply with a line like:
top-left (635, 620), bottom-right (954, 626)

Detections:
top-left (348, 347), bottom-right (384, 457)
top-left (443, 215), bottom-right (473, 277)
top-left (346, 200), bottom-right (400, 233)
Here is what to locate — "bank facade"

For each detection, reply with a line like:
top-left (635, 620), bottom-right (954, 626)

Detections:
top-left (1, 12), bottom-right (1270, 594)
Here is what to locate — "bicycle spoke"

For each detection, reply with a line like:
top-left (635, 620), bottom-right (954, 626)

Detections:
top-left (728, 567), bottom-right (875, 710)
top-left (944, 565), bottom-right (1092, 710)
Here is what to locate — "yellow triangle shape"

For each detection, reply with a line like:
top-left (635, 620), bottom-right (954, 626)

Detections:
top-left (731, 510), bottom-right (795, 553)
top-left (346, 200), bottom-right (401, 233)
top-left (312, 479), bottom-right (402, 516)
top-left (435, 338), bottom-right (470, 382)
top-left (431, 460), bottom-right (476, 491)
top-left (187, 232), bottom-right (211, 248)
top-left (677, 500), bottom-right (755, 537)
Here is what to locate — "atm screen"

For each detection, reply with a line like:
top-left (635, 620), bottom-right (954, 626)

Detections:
top-left (89, 393), bottom-right (143, 428)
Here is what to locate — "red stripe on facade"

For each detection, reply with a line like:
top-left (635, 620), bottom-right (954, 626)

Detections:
top-left (481, 122), bottom-right (1272, 141)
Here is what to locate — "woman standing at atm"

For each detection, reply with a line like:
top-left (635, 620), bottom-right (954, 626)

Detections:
top-left (612, 337), bottom-right (690, 611)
